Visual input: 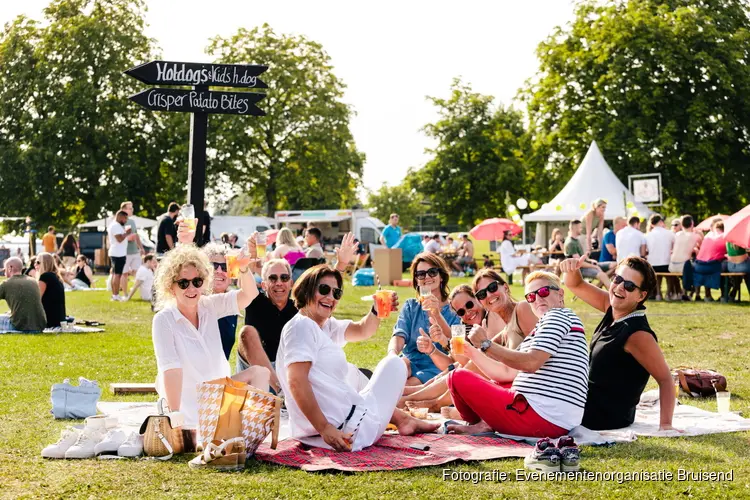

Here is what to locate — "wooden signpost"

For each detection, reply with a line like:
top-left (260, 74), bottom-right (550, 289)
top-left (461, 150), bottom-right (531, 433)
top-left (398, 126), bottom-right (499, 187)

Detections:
top-left (125, 60), bottom-right (268, 243)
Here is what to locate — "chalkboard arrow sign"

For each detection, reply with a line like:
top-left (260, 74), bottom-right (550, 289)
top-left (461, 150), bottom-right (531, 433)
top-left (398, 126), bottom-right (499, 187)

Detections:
top-left (125, 60), bottom-right (268, 89)
top-left (129, 88), bottom-right (266, 116)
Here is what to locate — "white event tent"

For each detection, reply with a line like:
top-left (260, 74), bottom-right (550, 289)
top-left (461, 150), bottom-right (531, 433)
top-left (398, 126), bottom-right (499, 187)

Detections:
top-left (522, 140), bottom-right (652, 246)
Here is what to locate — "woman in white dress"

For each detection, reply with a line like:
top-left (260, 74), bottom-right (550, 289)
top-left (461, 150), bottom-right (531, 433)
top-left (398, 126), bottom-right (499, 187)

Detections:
top-left (499, 231), bottom-right (534, 285)
top-left (277, 265), bottom-right (439, 452)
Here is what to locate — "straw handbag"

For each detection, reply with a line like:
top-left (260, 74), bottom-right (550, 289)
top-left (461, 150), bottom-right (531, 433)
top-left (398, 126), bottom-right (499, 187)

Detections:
top-left (139, 399), bottom-right (185, 460)
top-left (197, 377), bottom-right (281, 456)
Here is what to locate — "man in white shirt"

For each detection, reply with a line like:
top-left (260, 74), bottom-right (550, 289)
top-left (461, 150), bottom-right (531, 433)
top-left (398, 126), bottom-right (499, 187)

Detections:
top-left (645, 214), bottom-right (675, 300)
top-left (424, 234), bottom-right (441, 254)
top-left (125, 254), bottom-right (157, 302)
top-left (108, 210), bottom-right (132, 301)
top-left (615, 216), bottom-right (647, 262)
top-left (304, 227), bottom-right (325, 259)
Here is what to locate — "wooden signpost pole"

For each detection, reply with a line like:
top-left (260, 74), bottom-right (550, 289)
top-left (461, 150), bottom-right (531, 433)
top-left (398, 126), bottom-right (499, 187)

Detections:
top-left (124, 61), bottom-right (267, 245)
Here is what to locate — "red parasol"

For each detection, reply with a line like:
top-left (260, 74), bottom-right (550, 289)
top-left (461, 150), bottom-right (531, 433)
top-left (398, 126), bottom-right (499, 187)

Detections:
top-left (695, 214), bottom-right (729, 232)
top-left (469, 218), bottom-right (522, 241)
top-left (723, 204), bottom-right (750, 248)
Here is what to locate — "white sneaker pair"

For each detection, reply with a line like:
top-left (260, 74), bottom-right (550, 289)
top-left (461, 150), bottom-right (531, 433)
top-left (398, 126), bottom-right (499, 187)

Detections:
top-left (40, 425), bottom-right (104, 459)
top-left (95, 430), bottom-right (143, 457)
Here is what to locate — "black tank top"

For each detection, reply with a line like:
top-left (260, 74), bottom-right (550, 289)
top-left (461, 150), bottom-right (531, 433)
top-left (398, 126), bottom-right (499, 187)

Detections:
top-left (75, 266), bottom-right (91, 286)
top-left (582, 305), bottom-right (656, 430)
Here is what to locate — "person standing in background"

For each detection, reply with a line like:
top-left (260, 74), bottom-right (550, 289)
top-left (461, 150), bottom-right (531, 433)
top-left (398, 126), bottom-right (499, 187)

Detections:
top-left (645, 215), bottom-right (675, 301)
top-left (108, 211), bottom-right (131, 301)
top-left (59, 234), bottom-right (78, 269)
top-left (200, 200), bottom-right (212, 246)
top-left (380, 214), bottom-right (402, 248)
top-left (156, 203), bottom-right (180, 254)
top-left (42, 226), bottom-right (57, 254)
top-left (615, 217), bottom-right (647, 262)
top-left (120, 201), bottom-right (146, 296)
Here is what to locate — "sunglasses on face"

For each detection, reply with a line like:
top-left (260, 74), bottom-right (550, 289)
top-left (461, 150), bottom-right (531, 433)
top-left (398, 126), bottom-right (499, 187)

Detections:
top-left (211, 262), bottom-right (228, 272)
top-left (453, 300), bottom-right (475, 317)
top-left (414, 267), bottom-right (440, 280)
top-left (525, 285), bottom-right (560, 303)
top-left (268, 274), bottom-right (291, 283)
top-left (175, 277), bottom-right (204, 290)
top-left (613, 274), bottom-right (642, 292)
top-left (318, 283), bottom-right (343, 300)
top-left (475, 281), bottom-right (500, 301)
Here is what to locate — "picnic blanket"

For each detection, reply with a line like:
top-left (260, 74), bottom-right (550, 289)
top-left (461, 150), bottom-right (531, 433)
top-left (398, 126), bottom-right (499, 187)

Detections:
top-left (0, 325), bottom-right (104, 334)
top-left (254, 434), bottom-right (531, 472)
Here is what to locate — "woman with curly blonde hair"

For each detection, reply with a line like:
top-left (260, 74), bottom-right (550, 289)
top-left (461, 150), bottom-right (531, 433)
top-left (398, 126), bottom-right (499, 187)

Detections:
top-left (151, 241), bottom-right (270, 439)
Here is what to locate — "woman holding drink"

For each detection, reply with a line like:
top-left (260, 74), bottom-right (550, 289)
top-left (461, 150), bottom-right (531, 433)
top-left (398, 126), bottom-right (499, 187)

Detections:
top-left (276, 265), bottom-right (437, 452)
top-left (445, 271), bottom-right (589, 438)
top-left (387, 253), bottom-right (461, 386)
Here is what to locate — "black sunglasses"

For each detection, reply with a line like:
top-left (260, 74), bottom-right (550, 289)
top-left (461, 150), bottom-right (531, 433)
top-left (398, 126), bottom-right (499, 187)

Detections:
top-left (475, 281), bottom-right (500, 301)
top-left (613, 274), bottom-right (642, 292)
top-left (414, 267), bottom-right (440, 280)
top-left (453, 300), bottom-right (475, 317)
top-left (525, 285), bottom-right (560, 303)
top-left (211, 262), bottom-right (228, 272)
top-left (268, 274), bottom-right (291, 283)
top-left (318, 283), bottom-right (343, 300)
top-left (175, 277), bottom-right (204, 290)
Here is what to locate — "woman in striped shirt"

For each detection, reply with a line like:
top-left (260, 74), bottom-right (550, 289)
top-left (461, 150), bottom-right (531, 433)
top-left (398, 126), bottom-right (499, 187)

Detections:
top-left (446, 271), bottom-right (589, 437)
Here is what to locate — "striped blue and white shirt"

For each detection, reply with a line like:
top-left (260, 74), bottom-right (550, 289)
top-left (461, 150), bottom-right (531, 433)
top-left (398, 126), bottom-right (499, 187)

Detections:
top-left (512, 307), bottom-right (589, 430)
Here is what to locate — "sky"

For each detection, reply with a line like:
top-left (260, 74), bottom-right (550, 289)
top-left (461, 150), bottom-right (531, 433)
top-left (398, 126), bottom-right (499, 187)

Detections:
top-left (0, 0), bottom-right (575, 193)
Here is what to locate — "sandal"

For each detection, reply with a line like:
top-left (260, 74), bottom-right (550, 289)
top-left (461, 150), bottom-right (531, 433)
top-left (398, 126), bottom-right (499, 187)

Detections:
top-left (188, 437), bottom-right (246, 471)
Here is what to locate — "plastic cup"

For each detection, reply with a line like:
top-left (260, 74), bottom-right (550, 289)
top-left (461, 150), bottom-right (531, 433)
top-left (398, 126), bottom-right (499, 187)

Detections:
top-left (226, 250), bottom-right (241, 279)
top-left (181, 204), bottom-right (197, 231)
top-left (451, 324), bottom-right (466, 356)
top-left (256, 233), bottom-right (267, 259)
top-left (716, 391), bottom-right (731, 413)
top-left (374, 290), bottom-right (394, 319)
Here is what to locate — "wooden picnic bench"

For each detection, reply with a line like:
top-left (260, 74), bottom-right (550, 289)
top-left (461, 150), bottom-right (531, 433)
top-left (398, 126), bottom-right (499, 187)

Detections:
top-left (110, 383), bottom-right (157, 395)
top-left (655, 271), bottom-right (746, 301)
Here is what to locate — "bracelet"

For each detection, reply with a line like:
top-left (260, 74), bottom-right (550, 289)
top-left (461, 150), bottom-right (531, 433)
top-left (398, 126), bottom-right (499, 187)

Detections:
top-left (428, 344), bottom-right (436, 356)
top-left (370, 305), bottom-right (378, 316)
top-left (239, 266), bottom-right (249, 274)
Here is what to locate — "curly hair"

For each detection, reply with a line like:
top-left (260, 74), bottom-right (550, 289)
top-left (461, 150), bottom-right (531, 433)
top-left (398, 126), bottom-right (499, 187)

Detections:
top-left (202, 242), bottom-right (228, 260)
top-left (410, 252), bottom-right (451, 301)
top-left (153, 245), bottom-right (213, 309)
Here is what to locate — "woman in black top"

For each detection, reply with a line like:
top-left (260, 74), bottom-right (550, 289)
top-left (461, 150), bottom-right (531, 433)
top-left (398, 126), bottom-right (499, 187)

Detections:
top-left (72, 255), bottom-right (93, 289)
top-left (60, 234), bottom-right (79, 269)
top-left (560, 255), bottom-right (678, 431)
top-left (35, 252), bottom-right (67, 328)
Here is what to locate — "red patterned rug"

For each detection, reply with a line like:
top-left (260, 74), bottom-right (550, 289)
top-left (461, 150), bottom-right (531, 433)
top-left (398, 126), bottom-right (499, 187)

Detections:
top-left (254, 433), bottom-right (531, 472)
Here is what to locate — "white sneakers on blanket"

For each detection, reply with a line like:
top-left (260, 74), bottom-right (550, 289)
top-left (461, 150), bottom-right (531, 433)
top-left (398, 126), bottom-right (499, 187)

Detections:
top-left (65, 427), bottom-right (105, 459)
top-left (41, 427), bottom-right (82, 459)
top-left (116, 432), bottom-right (143, 457)
top-left (94, 430), bottom-right (128, 456)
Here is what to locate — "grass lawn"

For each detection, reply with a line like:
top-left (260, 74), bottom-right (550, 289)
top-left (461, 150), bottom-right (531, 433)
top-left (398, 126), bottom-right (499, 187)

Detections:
top-left (1, 275), bottom-right (749, 499)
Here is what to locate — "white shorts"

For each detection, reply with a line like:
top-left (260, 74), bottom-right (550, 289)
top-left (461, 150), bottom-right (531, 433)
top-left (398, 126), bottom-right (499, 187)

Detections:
top-left (123, 254), bottom-right (142, 273)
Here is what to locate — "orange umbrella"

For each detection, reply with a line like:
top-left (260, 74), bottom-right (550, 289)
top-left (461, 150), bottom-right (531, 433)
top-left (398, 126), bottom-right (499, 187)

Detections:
top-left (469, 218), bottom-right (522, 240)
top-left (724, 204), bottom-right (750, 248)
top-left (695, 214), bottom-right (729, 232)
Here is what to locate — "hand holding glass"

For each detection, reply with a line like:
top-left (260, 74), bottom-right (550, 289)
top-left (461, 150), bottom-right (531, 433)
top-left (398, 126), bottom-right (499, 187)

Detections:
top-left (451, 324), bottom-right (466, 356)
top-left (181, 204), bottom-right (197, 231)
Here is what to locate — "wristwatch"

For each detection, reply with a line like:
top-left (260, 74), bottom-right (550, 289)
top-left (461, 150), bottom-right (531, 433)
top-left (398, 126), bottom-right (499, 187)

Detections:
top-left (480, 339), bottom-right (492, 353)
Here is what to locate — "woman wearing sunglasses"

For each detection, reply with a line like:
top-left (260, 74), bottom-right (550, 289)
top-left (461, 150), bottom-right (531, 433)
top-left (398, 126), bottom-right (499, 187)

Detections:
top-left (277, 265), bottom-right (438, 452)
top-left (446, 271), bottom-right (589, 438)
top-left (560, 255), bottom-right (678, 431)
top-left (387, 253), bottom-right (462, 386)
top-left (151, 243), bottom-right (270, 442)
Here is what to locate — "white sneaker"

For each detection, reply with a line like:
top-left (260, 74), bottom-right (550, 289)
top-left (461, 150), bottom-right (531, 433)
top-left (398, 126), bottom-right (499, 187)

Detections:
top-left (94, 429), bottom-right (128, 456)
top-left (65, 427), bottom-right (105, 459)
top-left (42, 427), bottom-right (81, 459)
top-left (117, 432), bottom-right (144, 457)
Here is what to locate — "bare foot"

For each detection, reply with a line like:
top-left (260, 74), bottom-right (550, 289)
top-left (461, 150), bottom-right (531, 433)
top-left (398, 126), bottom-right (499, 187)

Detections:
top-left (397, 415), bottom-right (441, 436)
top-left (440, 406), bottom-right (462, 420)
top-left (405, 399), bottom-right (440, 413)
top-left (446, 420), bottom-right (493, 435)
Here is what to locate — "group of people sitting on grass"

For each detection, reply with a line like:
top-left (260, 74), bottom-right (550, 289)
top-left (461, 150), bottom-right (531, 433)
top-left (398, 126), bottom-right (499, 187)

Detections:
top-left (149, 217), bottom-right (679, 453)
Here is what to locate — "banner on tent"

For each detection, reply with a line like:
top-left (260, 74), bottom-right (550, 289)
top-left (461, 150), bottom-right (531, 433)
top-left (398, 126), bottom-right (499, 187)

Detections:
top-left (628, 173), bottom-right (662, 206)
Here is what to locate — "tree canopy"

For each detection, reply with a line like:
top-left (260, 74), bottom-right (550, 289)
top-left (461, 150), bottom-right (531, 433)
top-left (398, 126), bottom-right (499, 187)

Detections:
top-left (521, 0), bottom-right (750, 217)
top-left (206, 24), bottom-right (364, 216)
top-left (366, 181), bottom-right (424, 229)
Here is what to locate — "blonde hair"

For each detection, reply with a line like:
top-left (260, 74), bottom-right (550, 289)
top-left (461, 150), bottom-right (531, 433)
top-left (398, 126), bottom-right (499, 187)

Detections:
top-left (36, 252), bottom-right (64, 282)
top-left (276, 228), bottom-right (297, 248)
top-left (153, 245), bottom-right (213, 309)
top-left (591, 198), bottom-right (607, 210)
top-left (525, 270), bottom-right (562, 289)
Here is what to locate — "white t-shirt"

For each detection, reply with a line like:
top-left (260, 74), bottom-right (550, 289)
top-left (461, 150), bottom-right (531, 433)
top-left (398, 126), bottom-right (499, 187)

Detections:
top-left (615, 226), bottom-right (646, 262)
top-left (135, 265), bottom-right (154, 301)
top-left (151, 290), bottom-right (240, 429)
top-left (645, 226), bottom-right (675, 267)
top-left (424, 239), bottom-right (441, 253)
top-left (276, 314), bottom-right (357, 440)
top-left (108, 222), bottom-right (128, 258)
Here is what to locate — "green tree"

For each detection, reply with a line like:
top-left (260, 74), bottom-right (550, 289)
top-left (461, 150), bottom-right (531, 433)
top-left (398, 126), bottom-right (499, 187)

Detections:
top-left (0, 0), bottom-right (186, 228)
top-left (521, 0), bottom-right (750, 217)
top-left (206, 24), bottom-right (365, 216)
top-left (409, 79), bottom-right (527, 227)
top-left (366, 181), bottom-right (424, 229)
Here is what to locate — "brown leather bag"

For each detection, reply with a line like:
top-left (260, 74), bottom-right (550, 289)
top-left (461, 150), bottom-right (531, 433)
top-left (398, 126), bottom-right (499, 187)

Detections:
top-left (674, 368), bottom-right (727, 397)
